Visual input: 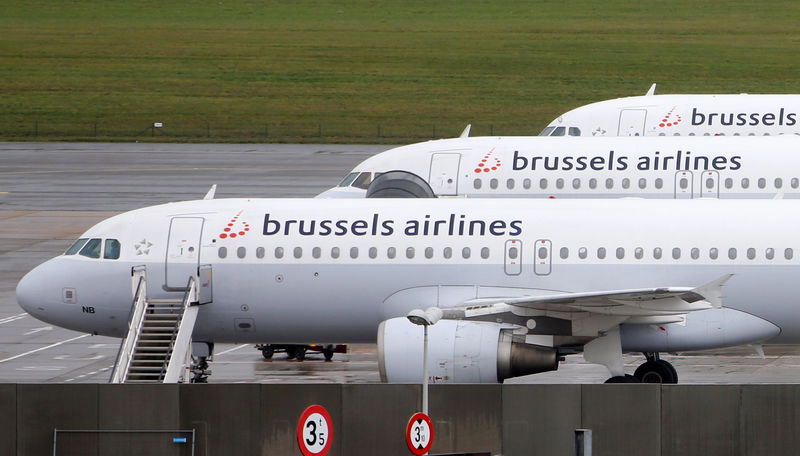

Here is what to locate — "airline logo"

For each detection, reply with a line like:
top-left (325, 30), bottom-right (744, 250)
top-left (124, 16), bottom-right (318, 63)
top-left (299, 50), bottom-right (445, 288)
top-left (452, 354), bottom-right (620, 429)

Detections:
top-left (691, 107), bottom-right (797, 127)
top-left (218, 211), bottom-right (251, 239)
top-left (657, 107), bottom-right (683, 129)
top-left (474, 148), bottom-right (501, 174)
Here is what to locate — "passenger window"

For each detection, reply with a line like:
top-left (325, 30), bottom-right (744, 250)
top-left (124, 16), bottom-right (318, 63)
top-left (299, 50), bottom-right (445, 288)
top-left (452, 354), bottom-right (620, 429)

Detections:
top-left (539, 178), bottom-right (548, 190)
top-left (793, 178), bottom-right (799, 189)
top-left (350, 247), bottom-right (359, 259)
top-left (490, 178), bottom-right (498, 189)
top-left (672, 248), bottom-right (681, 260)
top-left (679, 178), bottom-right (688, 190)
top-left (443, 247), bottom-right (452, 259)
top-left (523, 178), bottom-right (531, 189)
top-left (705, 177), bottom-right (715, 189)
top-left (538, 247), bottom-right (547, 259)
top-left (709, 248), bottom-right (718, 260)
top-left (691, 248), bottom-right (699, 260)
top-left (622, 178), bottom-right (630, 189)
top-left (331, 247), bottom-right (340, 259)
top-left (758, 178), bottom-right (766, 189)
top-left (634, 247), bottom-right (643, 259)
top-left (293, 247), bottom-right (302, 259)
top-left (775, 178), bottom-right (783, 189)
top-left (256, 247), bottom-right (265, 259)
top-left (352, 172), bottom-right (372, 189)
top-left (237, 247), bottom-right (246, 259)
top-left (728, 248), bottom-right (737, 260)
top-left (741, 178), bottom-right (749, 189)
top-left (589, 178), bottom-right (597, 189)
top-left (481, 247), bottom-right (490, 259)
top-left (275, 247), bottom-right (284, 259)
top-left (653, 247), bottom-right (662, 259)
top-left (568, 127), bottom-right (581, 136)
top-left (462, 247), bottom-right (471, 259)
top-left (616, 247), bottom-right (624, 259)
top-left (406, 247), bottom-right (415, 259)
top-left (785, 248), bottom-right (794, 260)
top-left (314, 247), bottom-right (322, 259)
top-left (655, 178), bottom-right (663, 189)
top-left (572, 178), bottom-right (580, 189)
top-left (79, 238), bottom-right (102, 259)
top-left (560, 247), bottom-right (568, 259)
top-left (425, 247), bottom-right (434, 259)
top-left (556, 178), bottom-right (564, 189)
top-left (638, 178), bottom-right (646, 189)
top-left (724, 178), bottom-right (733, 189)
top-left (766, 248), bottom-right (775, 260)
top-left (387, 247), bottom-right (396, 259)
top-left (507, 179), bottom-right (515, 190)
top-left (369, 247), bottom-right (377, 259)
top-left (218, 247), bottom-right (227, 259)
top-left (65, 238), bottom-right (88, 255)
top-left (605, 178), bottom-right (613, 190)
top-left (509, 247), bottom-right (519, 260)
top-left (747, 248), bottom-right (756, 260)
top-left (473, 179), bottom-right (482, 189)
top-left (103, 239), bottom-right (120, 260)
top-left (578, 247), bottom-right (587, 259)
top-left (597, 247), bottom-right (606, 259)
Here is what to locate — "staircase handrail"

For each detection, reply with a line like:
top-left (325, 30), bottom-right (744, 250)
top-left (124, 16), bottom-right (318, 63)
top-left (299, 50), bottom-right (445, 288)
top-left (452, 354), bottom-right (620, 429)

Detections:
top-left (109, 265), bottom-right (149, 383)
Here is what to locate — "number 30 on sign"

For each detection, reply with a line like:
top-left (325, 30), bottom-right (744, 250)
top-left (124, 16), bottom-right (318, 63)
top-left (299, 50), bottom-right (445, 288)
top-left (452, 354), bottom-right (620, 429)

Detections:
top-left (297, 405), bottom-right (333, 456)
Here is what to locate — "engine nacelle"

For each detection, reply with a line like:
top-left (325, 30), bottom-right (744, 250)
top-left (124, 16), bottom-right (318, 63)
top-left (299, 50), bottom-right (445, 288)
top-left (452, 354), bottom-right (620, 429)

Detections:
top-left (366, 170), bottom-right (436, 198)
top-left (378, 318), bottom-right (558, 383)
top-left (621, 308), bottom-right (780, 352)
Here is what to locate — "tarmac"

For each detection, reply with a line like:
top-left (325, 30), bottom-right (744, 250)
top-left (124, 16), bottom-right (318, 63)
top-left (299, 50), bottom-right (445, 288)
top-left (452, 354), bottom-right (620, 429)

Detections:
top-left (2, 142), bottom-right (800, 384)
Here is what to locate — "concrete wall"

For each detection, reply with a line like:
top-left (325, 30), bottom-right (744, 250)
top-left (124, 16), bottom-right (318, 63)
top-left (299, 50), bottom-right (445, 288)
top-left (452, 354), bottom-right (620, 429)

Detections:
top-left (6, 383), bottom-right (800, 456)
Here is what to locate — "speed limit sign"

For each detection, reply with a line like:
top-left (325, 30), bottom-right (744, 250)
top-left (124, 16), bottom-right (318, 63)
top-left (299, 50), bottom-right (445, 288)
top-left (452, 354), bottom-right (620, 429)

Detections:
top-left (297, 405), bottom-right (333, 456)
top-left (405, 412), bottom-right (434, 455)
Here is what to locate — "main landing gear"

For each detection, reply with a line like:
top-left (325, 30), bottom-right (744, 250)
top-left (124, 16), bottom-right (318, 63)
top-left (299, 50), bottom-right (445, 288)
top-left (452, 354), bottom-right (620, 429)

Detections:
top-left (190, 342), bottom-right (213, 383)
top-left (604, 353), bottom-right (678, 384)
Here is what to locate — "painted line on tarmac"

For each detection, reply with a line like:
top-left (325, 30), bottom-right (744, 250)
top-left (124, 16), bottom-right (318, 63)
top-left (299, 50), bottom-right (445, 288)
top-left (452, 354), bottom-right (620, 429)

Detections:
top-left (0, 334), bottom-right (91, 364)
top-left (0, 313), bottom-right (27, 325)
top-left (215, 344), bottom-right (250, 356)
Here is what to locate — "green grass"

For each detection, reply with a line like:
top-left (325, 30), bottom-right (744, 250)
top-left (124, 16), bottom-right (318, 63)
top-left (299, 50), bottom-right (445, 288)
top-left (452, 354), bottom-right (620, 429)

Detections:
top-left (2, 1), bottom-right (800, 143)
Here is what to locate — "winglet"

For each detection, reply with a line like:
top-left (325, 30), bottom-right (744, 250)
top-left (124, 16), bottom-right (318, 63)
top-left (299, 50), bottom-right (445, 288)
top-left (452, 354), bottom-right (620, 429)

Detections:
top-left (692, 274), bottom-right (733, 308)
top-left (459, 124), bottom-right (472, 138)
top-left (203, 184), bottom-right (217, 200)
top-left (645, 83), bottom-right (657, 96)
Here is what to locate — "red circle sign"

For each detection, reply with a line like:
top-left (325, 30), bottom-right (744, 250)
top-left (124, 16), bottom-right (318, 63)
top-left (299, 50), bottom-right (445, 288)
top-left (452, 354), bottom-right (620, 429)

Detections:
top-left (297, 405), bottom-right (333, 456)
top-left (405, 412), bottom-right (434, 455)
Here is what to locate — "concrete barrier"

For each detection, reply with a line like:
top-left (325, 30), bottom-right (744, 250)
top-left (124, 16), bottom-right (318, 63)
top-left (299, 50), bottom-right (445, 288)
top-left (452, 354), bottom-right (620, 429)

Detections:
top-left (6, 383), bottom-right (800, 455)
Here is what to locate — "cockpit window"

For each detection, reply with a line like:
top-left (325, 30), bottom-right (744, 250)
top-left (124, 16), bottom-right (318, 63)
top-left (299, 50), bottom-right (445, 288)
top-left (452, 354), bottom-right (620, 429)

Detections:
top-left (65, 238), bottom-right (88, 255)
top-left (337, 172), bottom-right (359, 187)
top-left (79, 238), bottom-right (102, 259)
top-left (539, 126), bottom-right (555, 136)
top-left (551, 126), bottom-right (566, 136)
top-left (568, 127), bottom-right (581, 136)
top-left (104, 239), bottom-right (121, 259)
top-left (352, 172), bottom-right (373, 189)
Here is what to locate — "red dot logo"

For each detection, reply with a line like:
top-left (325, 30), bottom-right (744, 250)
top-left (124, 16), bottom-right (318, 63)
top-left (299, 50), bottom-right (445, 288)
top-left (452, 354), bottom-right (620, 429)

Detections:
top-left (218, 211), bottom-right (250, 240)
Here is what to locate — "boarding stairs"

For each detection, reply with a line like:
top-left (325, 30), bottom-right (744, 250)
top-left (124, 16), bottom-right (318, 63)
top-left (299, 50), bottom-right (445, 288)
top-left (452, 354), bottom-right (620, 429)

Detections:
top-left (110, 265), bottom-right (210, 383)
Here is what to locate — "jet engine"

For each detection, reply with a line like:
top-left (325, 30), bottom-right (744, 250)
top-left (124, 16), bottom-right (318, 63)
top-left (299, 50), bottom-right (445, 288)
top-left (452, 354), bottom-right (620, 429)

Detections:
top-left (377, 318), bottom-right (559, 383)
top-left (366, 170), bottom-right (436, 198)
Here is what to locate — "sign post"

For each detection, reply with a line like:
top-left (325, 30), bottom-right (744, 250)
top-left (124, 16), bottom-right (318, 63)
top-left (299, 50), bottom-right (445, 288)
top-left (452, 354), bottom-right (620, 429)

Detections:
top-left (406, 412), bottom-right (434, 455)
top-left (297, 405), bottom-right (333, 456)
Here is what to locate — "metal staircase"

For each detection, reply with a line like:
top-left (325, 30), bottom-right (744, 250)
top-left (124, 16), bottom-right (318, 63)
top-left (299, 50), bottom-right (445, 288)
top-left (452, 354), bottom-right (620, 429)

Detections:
top-left (110, 265), bottom-right (209, 383)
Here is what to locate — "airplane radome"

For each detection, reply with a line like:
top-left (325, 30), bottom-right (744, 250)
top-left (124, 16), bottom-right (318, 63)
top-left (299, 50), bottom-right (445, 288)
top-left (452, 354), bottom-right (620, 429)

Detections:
top-left (320, 135), bottom-right (800, 199)
top-left (16, 197), bottom-right (797, 383)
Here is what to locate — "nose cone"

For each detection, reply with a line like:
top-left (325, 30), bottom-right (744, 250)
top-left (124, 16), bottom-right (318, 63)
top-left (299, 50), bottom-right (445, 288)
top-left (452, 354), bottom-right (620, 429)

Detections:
top-left (16, 262), bottom-right (51, 320)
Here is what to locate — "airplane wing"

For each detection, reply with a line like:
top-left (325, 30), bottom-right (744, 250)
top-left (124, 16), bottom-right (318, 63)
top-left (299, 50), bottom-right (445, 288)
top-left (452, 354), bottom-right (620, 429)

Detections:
top-left (441, 274), bottom-right (732, 324)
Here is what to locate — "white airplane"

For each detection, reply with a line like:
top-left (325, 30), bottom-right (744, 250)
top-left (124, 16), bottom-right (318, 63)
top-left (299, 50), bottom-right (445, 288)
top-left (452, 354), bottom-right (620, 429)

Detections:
top-left (16, 197), bottom-right (797, 383)
top-left (319, 135), bottom-right (800, 199)
top-left (541, 84), bottom-right (800, 137)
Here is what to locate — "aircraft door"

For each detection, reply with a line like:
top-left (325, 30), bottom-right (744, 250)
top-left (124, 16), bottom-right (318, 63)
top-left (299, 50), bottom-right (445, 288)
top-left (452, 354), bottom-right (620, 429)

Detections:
top-left (618, 109), bottom-right (647, 136)
top-left (674, 171), bottom-right (693, 199)
top-left (165, 217), bottom-right (204, 289)
top-left (429, 153), bottom-right (461, 196)
top-left (534, 239), bottom-right (552, 276)
top-left (701, 171), bottom-right (720, 198)
top-left (504, 239), bottom-right (522, 275)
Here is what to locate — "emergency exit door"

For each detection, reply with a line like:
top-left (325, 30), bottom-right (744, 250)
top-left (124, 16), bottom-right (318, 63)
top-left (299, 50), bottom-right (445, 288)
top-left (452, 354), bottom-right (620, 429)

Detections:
top-left (534, 239), bottom-right (552, 276)
top-left (618, 109), bottom-right (647, 136)
top-left (165, 217), bottom-right (204, 289)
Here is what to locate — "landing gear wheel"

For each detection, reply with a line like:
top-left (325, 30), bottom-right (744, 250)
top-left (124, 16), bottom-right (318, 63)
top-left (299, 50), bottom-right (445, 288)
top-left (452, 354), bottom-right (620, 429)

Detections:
top-left (323, 345), bottom-right (334, 361)
top-left (285, 346), bottom-right (297, 359)
top-left (295, 346), bottom-right (307, 361)
top-left (261, 345), bottom-right (274, 360)
top-left (634, 360), bottom-right (678, 384)
top-left (190, 356), bottom-right (210, 383)
top-left (604, 374), bottom-right (640, 383)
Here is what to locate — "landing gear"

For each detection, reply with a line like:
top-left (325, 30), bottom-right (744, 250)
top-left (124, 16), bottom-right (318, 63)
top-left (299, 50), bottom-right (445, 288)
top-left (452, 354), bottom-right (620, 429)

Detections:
top-left (190, 342), bottom-right (213, 383)
top-left (633, 352), bottom-right (678, 384)
top-left (605, 374), bottom-right (640, 383)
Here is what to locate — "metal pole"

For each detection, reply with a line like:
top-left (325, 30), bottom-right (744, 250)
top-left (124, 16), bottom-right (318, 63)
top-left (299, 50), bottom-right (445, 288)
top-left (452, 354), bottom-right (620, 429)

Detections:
top-left (575, 429), bottom-right (592, 456)
top-left (423, 324), bottom-right (429, 415)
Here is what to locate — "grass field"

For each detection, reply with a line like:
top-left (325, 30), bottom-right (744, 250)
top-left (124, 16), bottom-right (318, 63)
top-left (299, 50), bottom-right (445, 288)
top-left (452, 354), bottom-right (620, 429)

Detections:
top-left (2, 1), bottom-right (800, 143)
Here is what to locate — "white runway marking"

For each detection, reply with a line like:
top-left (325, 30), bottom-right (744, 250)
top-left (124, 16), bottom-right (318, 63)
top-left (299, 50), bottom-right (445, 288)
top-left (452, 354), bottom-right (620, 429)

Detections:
top-left (215, 344), bottom-right (249, 356)
top-left (24, 326), bottom-right (52, 335)
top-left (0, 334), bottom-right (91, 364)
top-left (0, 313), bottom-right (27, 325)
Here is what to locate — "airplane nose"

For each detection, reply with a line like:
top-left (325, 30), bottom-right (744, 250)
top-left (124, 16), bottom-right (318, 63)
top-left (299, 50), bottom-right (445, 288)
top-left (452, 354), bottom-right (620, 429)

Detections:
top-left (16, 268), bottom-right (40, 316)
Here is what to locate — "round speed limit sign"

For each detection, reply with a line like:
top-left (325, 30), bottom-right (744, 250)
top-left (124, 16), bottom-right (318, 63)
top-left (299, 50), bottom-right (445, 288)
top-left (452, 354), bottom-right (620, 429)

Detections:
top-left (297, 405), bottom-right (333, 456)
top-left (405, 412), bottom-right (434, 455)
